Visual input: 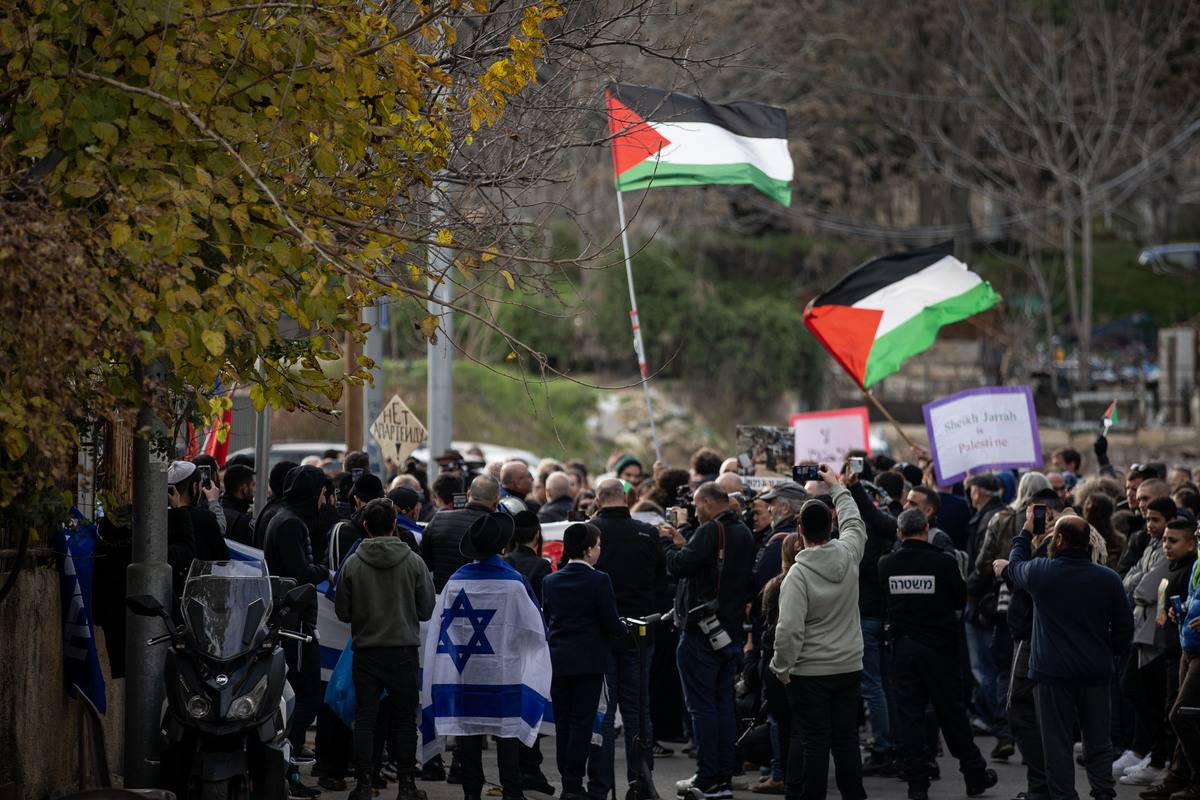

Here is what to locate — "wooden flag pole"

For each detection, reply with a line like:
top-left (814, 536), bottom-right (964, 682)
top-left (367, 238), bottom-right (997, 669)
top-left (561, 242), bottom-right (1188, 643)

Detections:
top-left (861, 387), bottom-right (923, 454)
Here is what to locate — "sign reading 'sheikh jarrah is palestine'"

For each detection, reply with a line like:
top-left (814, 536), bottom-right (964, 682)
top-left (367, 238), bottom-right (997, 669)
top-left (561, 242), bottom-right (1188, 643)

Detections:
top-left (922, 386), bottom-right (1042, 486)
top-left (370, 394), bottom-right (427, 465)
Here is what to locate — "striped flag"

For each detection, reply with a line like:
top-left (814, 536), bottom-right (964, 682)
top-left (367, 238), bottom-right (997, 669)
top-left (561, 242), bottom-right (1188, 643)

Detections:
top-left (1103, 401), bottom-right (1118, 431)
top-left (804, 242), bottom-right (1001, 388)
top-left (419, 557), bottom-right (551, 756)
top-left (606, 84), bottom-right (794, 206)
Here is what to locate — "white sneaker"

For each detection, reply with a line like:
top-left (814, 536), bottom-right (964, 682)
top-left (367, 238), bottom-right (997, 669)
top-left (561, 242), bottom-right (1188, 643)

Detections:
top-left (1112, 750), bottom-right (1143, 778)
top-left (1120, 764), bottom-right (1166, 786)
top-left (1125, 754), bottom-right (1153, 776)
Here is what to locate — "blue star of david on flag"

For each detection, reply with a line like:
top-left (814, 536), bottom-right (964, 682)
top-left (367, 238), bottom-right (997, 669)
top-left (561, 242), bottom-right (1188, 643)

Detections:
top-left (437, 590), bottom-right (497, 673)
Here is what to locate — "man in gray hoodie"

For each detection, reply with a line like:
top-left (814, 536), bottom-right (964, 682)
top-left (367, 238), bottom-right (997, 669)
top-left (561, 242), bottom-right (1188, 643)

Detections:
top-left (769, 464), bottom-right (867, 800)
top-left (335, 498), bottom-right (437, 800)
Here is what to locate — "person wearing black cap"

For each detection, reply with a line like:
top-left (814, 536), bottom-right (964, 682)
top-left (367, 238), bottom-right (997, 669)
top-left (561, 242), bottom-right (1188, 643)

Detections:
top-left (542, 523), bottom-right (627, 800)
top-left (506, 511), bottom-right (551, 602)
top-left (327, 473), bottom-right (387, 573)
top-left (252, 459), bottom-right (299, 548)
top-left (754, 481), bottom-right (805, 594)
top-left (387, 486), bottom-right (424, 552)
top-left (878, 508), bottom-right (997, 800)
top-left (264, 464), bottom-right (330, 798)
top-left (451, 511), bottom-right (541, 800)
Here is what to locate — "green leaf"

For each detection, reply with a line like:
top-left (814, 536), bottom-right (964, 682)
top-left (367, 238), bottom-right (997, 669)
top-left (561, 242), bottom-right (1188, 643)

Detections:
top-left (201, 330), bottom-right (226, 357)
top-left (91, 121), bottom-right (119, 146)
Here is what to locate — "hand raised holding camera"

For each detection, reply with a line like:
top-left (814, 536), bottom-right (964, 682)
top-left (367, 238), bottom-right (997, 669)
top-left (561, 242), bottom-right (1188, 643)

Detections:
top-left (817, 464), bottom-right (841, 489)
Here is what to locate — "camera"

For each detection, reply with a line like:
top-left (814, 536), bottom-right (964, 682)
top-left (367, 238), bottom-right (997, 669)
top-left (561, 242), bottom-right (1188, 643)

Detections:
top-left (689, 600), bottom-right (732, 651)
top-left (672, 485), bottom-right (695, 524)
top-left (792, 463), bottom-right (820, 483)
top-left (197, 465), bottom-right (212, 489)
top-left (847, 457), bottom-right (864, 475)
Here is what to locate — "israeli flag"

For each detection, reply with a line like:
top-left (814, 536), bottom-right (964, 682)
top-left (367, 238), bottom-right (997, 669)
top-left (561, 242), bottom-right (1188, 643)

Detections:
top-left (419, 557), bottom-right (551, 759)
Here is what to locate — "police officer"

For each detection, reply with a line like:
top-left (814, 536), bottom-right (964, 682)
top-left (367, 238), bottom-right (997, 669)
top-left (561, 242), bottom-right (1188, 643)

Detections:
top-left (877, 508), bottom-right (998, 800)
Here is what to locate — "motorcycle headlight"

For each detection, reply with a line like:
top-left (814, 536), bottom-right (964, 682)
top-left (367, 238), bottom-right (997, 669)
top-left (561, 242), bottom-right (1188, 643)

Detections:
top-left (227, 675), bottom-right (270, 721)
top-left (186, 694), bottom-right (211, 719)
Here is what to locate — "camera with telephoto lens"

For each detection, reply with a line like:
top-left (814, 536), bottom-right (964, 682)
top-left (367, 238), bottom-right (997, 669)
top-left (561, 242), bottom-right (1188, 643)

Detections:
top-left (689, 599), bottom-right (732, 651)
top-left (671, 485), bottom-right (695, 527)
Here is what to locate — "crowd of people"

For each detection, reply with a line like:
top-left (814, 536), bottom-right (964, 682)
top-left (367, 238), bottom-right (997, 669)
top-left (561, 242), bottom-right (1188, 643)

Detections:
top-left (157, 435), bottom-right (1200, 800)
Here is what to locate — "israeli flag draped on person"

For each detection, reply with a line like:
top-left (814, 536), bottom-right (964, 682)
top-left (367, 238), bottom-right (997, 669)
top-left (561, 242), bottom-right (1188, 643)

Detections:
top-left (419, 555), bottom-right (551, 758)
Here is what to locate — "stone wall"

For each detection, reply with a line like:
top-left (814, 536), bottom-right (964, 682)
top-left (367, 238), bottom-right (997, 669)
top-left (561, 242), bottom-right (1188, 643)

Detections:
top-left (0, 564), bottom-right (124, 800)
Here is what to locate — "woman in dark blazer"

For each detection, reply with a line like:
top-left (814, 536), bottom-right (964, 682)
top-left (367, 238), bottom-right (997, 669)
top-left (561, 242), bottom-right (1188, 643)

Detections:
top-left (542, 523), bottom-right (626, 800)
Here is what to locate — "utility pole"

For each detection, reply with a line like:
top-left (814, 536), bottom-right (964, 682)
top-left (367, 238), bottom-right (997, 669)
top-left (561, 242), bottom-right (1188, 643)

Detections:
top-left (124, 362), bottom-right (172, 789)
top-left (363, 299), bottom-right (385, 477)
top-left (345, 323), bottom-right (364, 453)
top-left (426, 182), bottom-right (453, 479)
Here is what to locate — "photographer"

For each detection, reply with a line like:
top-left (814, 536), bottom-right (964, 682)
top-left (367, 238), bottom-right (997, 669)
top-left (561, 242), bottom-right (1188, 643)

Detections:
top-left (658, 482), bottom-right (755, 799)
top-left (768, 464), bottom-right (866, 800)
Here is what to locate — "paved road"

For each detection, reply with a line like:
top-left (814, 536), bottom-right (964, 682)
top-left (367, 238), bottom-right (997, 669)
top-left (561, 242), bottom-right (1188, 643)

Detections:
top-left (303, 733), bottom-right (1149, 800)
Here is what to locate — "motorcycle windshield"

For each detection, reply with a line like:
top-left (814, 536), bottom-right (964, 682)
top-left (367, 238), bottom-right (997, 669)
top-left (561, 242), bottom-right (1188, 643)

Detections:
top-left (182, 560), bottom-right (272, 661)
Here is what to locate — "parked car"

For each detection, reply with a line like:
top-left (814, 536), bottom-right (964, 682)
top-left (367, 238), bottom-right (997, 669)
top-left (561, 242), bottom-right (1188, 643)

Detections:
top-left (228, 440), bottom-right (539, 472)
top-left (1139, 243), bottom-right (1200, 275)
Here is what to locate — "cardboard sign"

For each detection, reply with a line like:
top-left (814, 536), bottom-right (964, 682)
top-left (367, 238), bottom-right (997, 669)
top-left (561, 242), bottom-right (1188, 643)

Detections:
top-left (369, 394), bottom-right (427, 465)
top-left (735, 425), bottom-right (795, 479)
top-left (923, 386), bottom-right (1042, 486)
top-left (789, 407), bottom-right (871, 466)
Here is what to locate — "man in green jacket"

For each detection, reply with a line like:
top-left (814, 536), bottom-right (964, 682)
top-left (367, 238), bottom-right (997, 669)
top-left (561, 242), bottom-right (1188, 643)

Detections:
top-left (335, 497), bottom-right (437, 800)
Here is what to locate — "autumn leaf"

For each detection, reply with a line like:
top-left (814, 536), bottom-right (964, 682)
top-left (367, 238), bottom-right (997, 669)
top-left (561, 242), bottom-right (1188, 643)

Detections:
top-left (110, 222), bottom-right (131, 249)
top-left (201, 330), bottom-right (226, 357)
top-left (499, 269), bottom-right (516, 290)
top-left (417, 315), bottom-right (440, 341)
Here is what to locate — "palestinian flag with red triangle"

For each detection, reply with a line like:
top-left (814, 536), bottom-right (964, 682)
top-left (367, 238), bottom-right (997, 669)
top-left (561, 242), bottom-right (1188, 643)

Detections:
top-left (606, 84), bottom-right (794, 206)
top-left (804, 242), bottom-right (1002, 388)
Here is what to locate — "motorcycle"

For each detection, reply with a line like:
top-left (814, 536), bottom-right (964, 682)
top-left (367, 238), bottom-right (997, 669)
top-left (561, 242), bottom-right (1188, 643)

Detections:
top-left (126, 560), bottom-right (315, 800)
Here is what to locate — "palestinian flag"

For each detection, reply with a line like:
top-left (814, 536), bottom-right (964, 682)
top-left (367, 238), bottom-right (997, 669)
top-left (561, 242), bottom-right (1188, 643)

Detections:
top-left (803, 242), bottom-right (1001, 388)
top-left (605, 84), bottom-right (794, 206)
top-left (1103, 401), bottom-right (1118, 430)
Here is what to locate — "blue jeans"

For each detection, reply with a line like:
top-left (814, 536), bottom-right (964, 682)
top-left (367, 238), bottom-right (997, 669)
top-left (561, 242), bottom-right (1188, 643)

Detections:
top-left (861, 617), bottom-right (892, 753)
top-left (587, 642), bottom-right (655, 798)
top-left (677, 630), bottom-right (740, 788)
top-left (965, 618), bottom-right (1008, 737)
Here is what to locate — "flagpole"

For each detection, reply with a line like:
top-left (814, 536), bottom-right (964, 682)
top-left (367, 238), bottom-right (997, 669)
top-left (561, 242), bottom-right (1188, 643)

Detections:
top-left (861, 387), bottom-right (923, 453)
top-left (615, 188), bottom-right (663, 462)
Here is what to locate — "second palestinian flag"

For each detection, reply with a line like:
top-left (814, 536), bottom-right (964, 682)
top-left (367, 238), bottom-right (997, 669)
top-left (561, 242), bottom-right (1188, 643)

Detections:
top-left (606, 84), bottom-right (794, 206)
top-left (804, 242), bottom-right (1001, 388)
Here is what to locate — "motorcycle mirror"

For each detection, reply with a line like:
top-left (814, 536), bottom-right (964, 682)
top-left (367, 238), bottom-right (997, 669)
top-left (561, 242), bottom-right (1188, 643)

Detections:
top-left (282, 584), bottom-right (316, 608)
top-left (126, 594), bottom-right (165, 617)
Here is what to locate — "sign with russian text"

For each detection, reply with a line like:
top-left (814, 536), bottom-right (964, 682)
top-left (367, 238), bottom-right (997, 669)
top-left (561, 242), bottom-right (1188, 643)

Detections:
top-left (370, 394), bottom-right (427, 465)
top-left (922, 385), bottom-right (1042, 486)
top-left (789, 406), bottom-right (871, 465)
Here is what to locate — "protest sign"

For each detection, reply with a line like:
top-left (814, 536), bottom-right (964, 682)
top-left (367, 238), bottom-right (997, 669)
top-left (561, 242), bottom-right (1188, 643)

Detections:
top-left (922, 386), bottom-right (1042, 486)
top-left (789, 407), bottom-right (871, 465)
top-left (735, 425), bottom-right (794, 478)
top-left (370, 394), bottom-right (427, 465)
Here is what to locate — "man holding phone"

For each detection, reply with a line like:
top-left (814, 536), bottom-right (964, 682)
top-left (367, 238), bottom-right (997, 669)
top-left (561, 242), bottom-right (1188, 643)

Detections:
top-left (993, 488), bottom-right (1063, 800)
top-left (996, 505), bottom-right (1134, 800)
